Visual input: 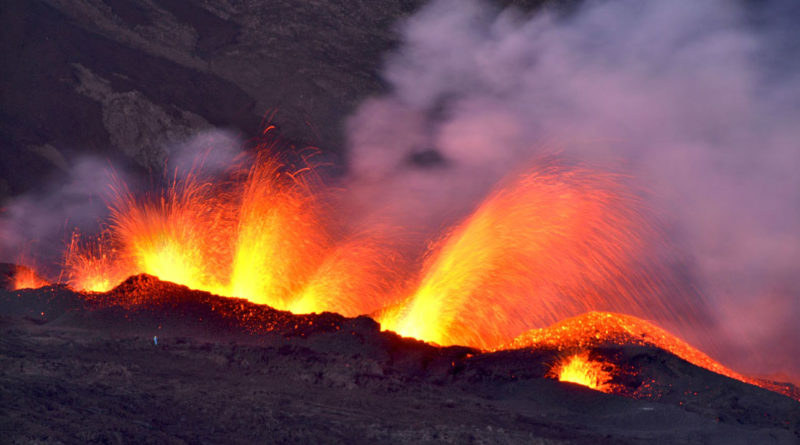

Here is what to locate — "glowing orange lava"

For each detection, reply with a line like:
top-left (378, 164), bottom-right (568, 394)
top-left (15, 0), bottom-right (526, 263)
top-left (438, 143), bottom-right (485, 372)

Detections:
top-left (11, 265), bottom-right (49, 290)
top-left (508, 311), bottom-right (796, 399)
top-left (289, 233), bottom-right (407, 317)
top-left (65, 232), bottom-right (132, 293)
top-left (378, 164), bottom-right (703, 350)
top-left (8, 146), bottom-right (793, 401)
top-left (507, 311), bottom-right (738, 379)
top-left (62, 149), bottom-right (402, 317)
top-left (227, 152), bottom-right (325, 308)
top-left (551, 351), bottom-right (615, 392)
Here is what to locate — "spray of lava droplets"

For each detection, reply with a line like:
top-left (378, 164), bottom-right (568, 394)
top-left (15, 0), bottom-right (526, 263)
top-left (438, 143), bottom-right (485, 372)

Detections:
top-left (11, 144), bottom-right (796, 399)
top-left (10, 265), bottom-right (49, 290)
top-left (63, 148), bottom-right (403, 317)
top-left (377, 163), bottom-right (705, 350)
top-left (551, 352), bottom-right (616, 392)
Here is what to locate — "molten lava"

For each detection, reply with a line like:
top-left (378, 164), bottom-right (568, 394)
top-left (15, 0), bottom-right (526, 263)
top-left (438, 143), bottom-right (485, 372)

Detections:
top-left (378, 164), bottom-right (703, 350)
top-left (111, 172), bottom-right (230, 297)
top-left (508, 311), bottom-right (796, 399)
top-left (507, 311), bottom-right (735, 379)
top-left (62, 149), bottom-right (402, 317)
top-left (551, 351), bottom-right (615, 392)
top-left (226, 153), bottom-right (324, 308)
top-left (11, 265), bottom-right (49, 290)
top-left (65, 232), bottom-right (131, 293)
top-left (7, 144), bottom-right (794, 401)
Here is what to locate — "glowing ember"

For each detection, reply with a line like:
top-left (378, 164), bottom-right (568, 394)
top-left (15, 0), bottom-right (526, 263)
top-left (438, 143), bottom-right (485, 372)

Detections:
top-left (378, 164), bottom-right (703, 350)
top-left (289, 234), bottom-right (407, 317)
top-left (551, 351), bottom-right (615, 392)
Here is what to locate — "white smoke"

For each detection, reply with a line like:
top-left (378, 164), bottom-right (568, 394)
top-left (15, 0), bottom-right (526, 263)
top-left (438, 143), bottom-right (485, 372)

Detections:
top-left (344, 0), bottom-right (800, 380)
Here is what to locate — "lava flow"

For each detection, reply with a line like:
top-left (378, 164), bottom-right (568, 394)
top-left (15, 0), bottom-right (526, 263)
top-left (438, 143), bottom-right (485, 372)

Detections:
top-left (4, 145), bottom-right (796, 401)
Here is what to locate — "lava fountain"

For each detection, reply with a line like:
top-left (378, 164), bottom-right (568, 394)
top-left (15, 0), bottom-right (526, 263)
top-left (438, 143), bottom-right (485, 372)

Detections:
top-left (550, 351), bottom-right (616, 392)
top-left (10, 264), bottom-right (49, 290)
top-left (378, 162), bottom-right (706, 350)
top-left (7, 145), bottom-right (796, 400)
top-left (62, 147), bottom-right (403, 317)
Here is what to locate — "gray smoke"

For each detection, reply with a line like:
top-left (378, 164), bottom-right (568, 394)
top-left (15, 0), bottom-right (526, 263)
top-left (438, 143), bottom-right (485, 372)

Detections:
top-left (344, 0), bottom-right (800, 380)
top-left (169, 129), bottom-right (244, 177)
top-left (0, 157), bottom-right (118, 274)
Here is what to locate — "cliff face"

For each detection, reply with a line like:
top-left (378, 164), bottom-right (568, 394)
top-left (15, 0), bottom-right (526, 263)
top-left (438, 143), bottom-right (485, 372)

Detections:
top-left (0, 0), bottom-right (427, 201)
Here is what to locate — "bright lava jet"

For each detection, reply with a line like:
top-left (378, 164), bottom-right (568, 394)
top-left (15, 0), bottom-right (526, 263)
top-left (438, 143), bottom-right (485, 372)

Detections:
top-left (6, 144), bottom-right (797, 400)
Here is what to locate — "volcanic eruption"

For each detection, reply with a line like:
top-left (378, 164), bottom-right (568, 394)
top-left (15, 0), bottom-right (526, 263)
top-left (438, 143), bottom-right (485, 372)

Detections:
top-left (2, 0), bottom-right (799, 442)
top-left (60, 145), bottom-right (405, 318)
top-left (2, 141), bottom-right (796, 402)
top-left (549, 351), bottom-right (616, 392)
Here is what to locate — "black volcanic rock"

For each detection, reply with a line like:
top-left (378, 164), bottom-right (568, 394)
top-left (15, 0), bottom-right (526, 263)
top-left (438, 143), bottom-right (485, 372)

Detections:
top-left (0, 263), bottom-right (15, 290)
top-left (458, 345), bottom-right (800, 433)
top-left (1, 278), bottom-right (798, 444)
top-left (0, 0), bottom-right (424, 201)
top-left (0, 0), bottom-right (572, 203)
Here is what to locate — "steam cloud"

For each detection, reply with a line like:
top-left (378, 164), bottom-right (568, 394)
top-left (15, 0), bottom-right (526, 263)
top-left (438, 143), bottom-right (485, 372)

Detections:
top-left (344, 0), bottom-right (799, 380)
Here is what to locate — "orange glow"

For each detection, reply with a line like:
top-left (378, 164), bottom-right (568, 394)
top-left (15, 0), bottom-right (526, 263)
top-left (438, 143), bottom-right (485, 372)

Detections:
top-left (506, 311), bottom-right (741, 380)
top-left (227, 153), bottom-right (325, 309)
top-left (14, 145), bottom-right (792, 401)
top-left (378, 164), bottom-right (700, 349)
top-left (552, 351), bottom-right (615, 392)
top-left (62, 149), bottom-right (401, 316)
top-left (289, 234), bottom-right (406, 317)
top-left (109, 172), bottom-right (231, 297)
top-left (64, 231), bottom-right (133, 293)
top-left (11, 266), bottom-right (49, 290)
top-left (508, 311), bottom-right (794, 399)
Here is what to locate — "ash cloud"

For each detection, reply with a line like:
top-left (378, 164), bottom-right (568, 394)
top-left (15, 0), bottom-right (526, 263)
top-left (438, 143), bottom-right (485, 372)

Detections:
top-left (344, 0), bottom-right (800, 379)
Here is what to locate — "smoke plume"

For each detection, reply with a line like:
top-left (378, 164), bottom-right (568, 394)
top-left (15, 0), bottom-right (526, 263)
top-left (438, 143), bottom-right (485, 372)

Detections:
top-left (344, 0), bottom-right (800, 380)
